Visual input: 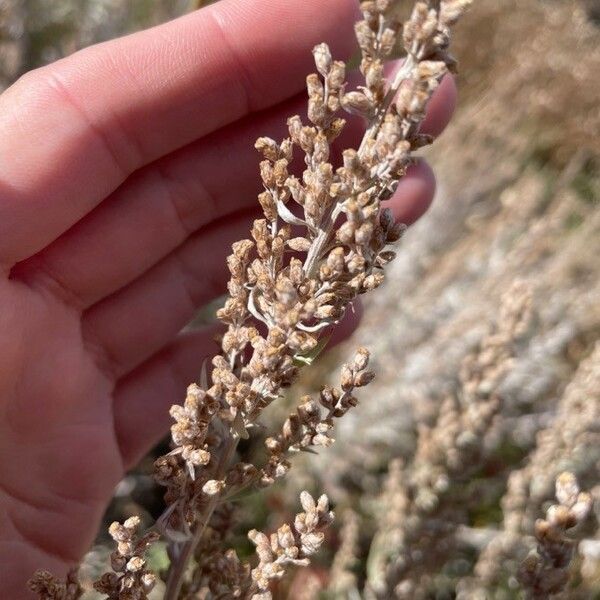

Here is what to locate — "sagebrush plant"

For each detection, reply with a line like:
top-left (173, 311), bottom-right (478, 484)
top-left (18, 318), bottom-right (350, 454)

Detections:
top-left (30, 0), bottom-right (474, 598)
top-left (365, 282), bottom-right (534, 598)
top-left (464, 340), bottom-right (600, 597)
top-left (308, 286), bottom-right (597, 600)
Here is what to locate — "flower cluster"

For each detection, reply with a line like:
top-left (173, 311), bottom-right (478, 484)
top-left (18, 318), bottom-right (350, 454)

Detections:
top-left (150, 1), bottom-right (472, 596)
top-left (467, 341), bottom-right (600, 594)
top-left (93, 517), bottom-right (159, 600)
top-left (328, 509), bottom-right (360, 595)
top-left (261, 347), bottom-right (375, 486)
top-left (249, 491), bottom-right (334, 599)
top-left (28, 569), bottom-right (82, 600)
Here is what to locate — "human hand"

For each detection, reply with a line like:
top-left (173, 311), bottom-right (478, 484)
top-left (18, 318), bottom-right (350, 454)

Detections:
top-left (0, 0), bottom-right (455, 596)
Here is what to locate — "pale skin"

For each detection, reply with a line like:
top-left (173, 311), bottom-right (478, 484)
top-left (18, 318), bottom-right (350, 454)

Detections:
top-left (0, 0), bottom-right (456, 596)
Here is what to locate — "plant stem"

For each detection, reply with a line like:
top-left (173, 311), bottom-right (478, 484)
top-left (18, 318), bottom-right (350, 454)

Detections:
top-left (164, 434), bottom-right (240, 600)
top-left (304, 204), bottom-right (343, 279)
top-left (358, 54), bottom-right (417, 155)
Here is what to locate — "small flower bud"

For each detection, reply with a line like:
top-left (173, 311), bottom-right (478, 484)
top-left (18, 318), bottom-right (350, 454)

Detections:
top-left (354, 370), bottom-right (376, 387)
top-left (126, 556), bottom-right (145, 573)
top-left (277, 524), bottom-right (296, 549)
top-left (288, 115), bottom-right (303, 143)
top-left (255, 137), bottom-right (280, 161)
top-left (355, 222), bottom-right (374, 245)
top-left (342, 91), bottom-right (375, 118)
top-left (306, 73), bottom-right (324, 98)
top-left (313, 43), bottom-right (332, 76)
top-left (380, 27), bottom-right (397, 56)
top-left (328, 61), bottom-right (346, 89)
top-left (571, 492), bottom-right (593, 523)
top-left (555, 471), bottom-right (579, 507)
top-left (300, 491), bottom-right (316, 512)
top-left (340, 364), bottom-right (354, 391)
top-left (363, 272), bottom-right (385, 291)
top-left (313, 433), bottom-right (334, 447)
top-left (123, 516), bottom-right (140, 531)
top-left (202, 479), bottom-right (226, 496)
top-left (287, 237), bottom-right (311, 252)
top-left (141, 573), bottom-right (156, 593)
top-left (265, 437), bottom-right (282, 453)
top-left (353, 347), bottom-right (370, 371)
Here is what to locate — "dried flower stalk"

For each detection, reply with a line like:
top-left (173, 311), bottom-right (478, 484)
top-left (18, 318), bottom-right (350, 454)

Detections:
top-left (185, 502), bottom-right (246, 597)
top-left (150, 2), bottom-right (473, 597)
top-left (518, 472), bottom-right (593, 599)
top-left (259, 347), bottom-right (375, 487)
top-left (158, 492), bottom-right (331, 600)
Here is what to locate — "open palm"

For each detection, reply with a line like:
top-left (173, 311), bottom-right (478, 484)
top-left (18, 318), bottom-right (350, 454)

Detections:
top-left (0, 0), bottom-right (455, 596)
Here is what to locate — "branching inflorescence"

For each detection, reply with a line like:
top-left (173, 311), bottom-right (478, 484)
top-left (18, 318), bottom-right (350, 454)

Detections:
top-left (93, 517), bottom-right (159, 600)
top-left (155, 2), bottom-right (471, 597)
top-left (30, 1), bottom-right (473, 598)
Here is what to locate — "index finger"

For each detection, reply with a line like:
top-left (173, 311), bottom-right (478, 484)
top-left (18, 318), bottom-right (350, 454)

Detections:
top-left (0, 0), bottom-right (358, 268)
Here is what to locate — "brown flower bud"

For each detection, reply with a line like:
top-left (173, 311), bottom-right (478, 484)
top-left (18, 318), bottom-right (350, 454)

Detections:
top-left (340, 364), bottom-right (354, 391)
top-left (306, 73), bottom-right (324, 98)
top-left (355, 222), bottom-right (374, 245)
top-left (328, 61), bottom-right (346, 89)
top-left (363, 272), bottom-right (385, 291)
top-left (380, 27), bottom-right (397, 56)
top-left (342, 91), bottom-right (375, 118)
top-left (273, 159), bottom-right (289, 187)
top-left (126, 556), bottom-right (145, 573)
top-left (314, 305), bottom-right (336, 320)
top-left (337, 221), bottom-right (356, 245)
top-left (355, 20), bottom-right (376, 54)
top-left (287, 237), bottom-right (312, 252)
top-left (365, 60), bottom-right (384, 91)
top-left (255, 137), bottom-right (280, 161)
top-left (260, 160), bottom-right (275, 188)
top-left (354, 369), bottom-right (376, 387)
top-left (288, 115), bottom-right (303, 143)
top-left (313, 133), bottom-right (330, 163)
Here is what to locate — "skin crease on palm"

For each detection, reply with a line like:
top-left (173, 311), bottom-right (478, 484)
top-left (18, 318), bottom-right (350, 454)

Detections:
top-left (0, 0), bottom-right (456, 596)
